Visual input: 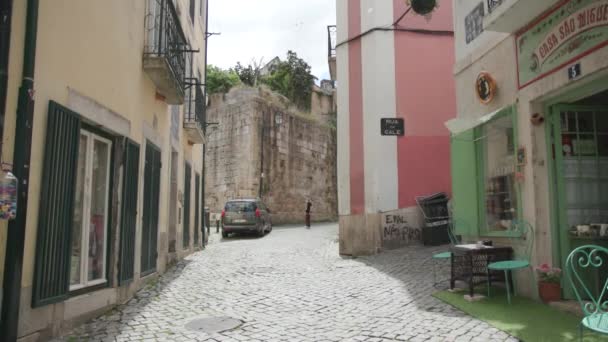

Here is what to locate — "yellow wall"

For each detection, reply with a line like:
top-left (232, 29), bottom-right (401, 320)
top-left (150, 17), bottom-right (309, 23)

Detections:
top-left (1, 0), bottom-right (206, 336)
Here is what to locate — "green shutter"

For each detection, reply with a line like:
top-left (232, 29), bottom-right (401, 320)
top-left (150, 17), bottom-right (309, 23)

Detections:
top-left (141, 143), bottom-right (161, 275)
top-left (118, 139), bottom-right (140, 285)
top-left (183, 163), bottom-right (191, 248)
top-left (32, 101), bottom-right (81, 307)
top-left (194, 173), bottom-right (200, 246)
top-left (451, 129), bottom-right (479, 236)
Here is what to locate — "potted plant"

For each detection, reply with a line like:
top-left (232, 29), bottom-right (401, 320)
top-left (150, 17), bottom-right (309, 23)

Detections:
top-left (407, 0), bottom-right (438, 16)
top-left (535, 263), bottom-right (562, 303)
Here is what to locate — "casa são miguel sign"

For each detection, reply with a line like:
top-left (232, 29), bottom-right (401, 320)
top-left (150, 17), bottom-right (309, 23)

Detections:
top-left (517, 0), bottom-right (608, 88)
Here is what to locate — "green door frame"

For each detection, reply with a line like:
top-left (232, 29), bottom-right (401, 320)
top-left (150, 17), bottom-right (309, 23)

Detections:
top-left (542, 75), bottom-right (608, 300)
top-left (547, 103), bottom-right (608, 299)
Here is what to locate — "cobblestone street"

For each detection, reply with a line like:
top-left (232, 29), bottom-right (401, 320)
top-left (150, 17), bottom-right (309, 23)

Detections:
top-left (58, 224), bottom-right (516, 342)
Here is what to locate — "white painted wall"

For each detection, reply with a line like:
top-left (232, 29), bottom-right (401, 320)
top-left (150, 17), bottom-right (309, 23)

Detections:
top-left (360, 0), bottom-right (398, 213)
top-left (336, 0), bottom-right (351, 216)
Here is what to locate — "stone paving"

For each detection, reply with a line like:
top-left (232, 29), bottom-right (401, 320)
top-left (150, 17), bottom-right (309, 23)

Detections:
top-left (56, 223), bottom-right (517, 342)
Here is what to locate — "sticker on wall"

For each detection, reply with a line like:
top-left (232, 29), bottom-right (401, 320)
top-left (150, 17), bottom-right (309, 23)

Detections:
top-left (0, 171), bottom-right (18, 220)
top-left (476, 72), bottom-right (497, 104)
top-left (517, 147), bottom-right (527, 167)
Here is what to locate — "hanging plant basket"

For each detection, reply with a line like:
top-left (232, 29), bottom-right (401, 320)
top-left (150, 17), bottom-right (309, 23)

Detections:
top-left (408, 0), bottom-right (438, 16)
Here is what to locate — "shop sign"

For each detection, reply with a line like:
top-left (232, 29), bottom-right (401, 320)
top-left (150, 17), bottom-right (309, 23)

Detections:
top-left (476, 72), bottom-right (497, 104)
top-left (381, 118), bottom-right (404, 136)
top-left (517, 0), bottom-right (608, 89)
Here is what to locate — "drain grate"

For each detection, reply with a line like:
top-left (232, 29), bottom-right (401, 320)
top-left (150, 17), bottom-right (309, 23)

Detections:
top-left (185, 317), bottom-right (243, 333)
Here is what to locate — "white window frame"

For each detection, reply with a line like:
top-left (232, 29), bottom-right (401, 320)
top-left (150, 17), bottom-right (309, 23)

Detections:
top-left (70, 131), bottom-right (112, 291)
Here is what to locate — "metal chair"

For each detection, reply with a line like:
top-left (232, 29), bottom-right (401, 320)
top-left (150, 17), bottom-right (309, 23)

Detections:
top-left (486, 219), bottom-right (535, 304)
top-left (432, 219), bottom-right (466, 287)
top-left (566, 245), bottom-right (608, 341)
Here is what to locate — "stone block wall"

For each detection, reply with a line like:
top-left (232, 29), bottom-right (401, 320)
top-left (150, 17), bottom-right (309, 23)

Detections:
top-left (205, 87), bottom-right (338, 225)
top-left (310, 85), bottom-right (337, 127)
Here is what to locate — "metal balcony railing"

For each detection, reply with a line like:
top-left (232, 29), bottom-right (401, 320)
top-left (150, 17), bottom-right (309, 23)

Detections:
top-left (144, 0), bottom-right (189, 102)
top-left (183, 74), bottom-right (206, 143)
top-left (328, 25), bottom-right (337, 59)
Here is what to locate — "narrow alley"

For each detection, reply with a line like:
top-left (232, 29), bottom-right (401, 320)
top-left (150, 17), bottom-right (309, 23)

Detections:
top-left (56, 225), bottom-right (516, 342)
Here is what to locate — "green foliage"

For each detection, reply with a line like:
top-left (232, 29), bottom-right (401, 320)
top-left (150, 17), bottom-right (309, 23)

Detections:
top-left (261, 51), bottom-right (316, 111)
top-left (233, 62), bottom-right (260, 87)
top-left (207, 52), bottom-right (316, 110)
top-left (206, 65), bottom-right (241, 94)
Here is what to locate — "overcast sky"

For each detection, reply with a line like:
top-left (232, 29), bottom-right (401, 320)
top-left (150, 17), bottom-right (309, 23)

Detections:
top-left (207, 0), bottom-right (336, 81)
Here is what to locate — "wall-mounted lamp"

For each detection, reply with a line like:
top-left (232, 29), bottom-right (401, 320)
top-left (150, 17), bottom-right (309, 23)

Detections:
top-left (274, 112), bottom-right (283, 126)
top-left (531, 113), bottom-right (545, 126)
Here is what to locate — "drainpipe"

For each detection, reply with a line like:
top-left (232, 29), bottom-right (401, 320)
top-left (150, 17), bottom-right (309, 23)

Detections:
top-left (0, 0), bottom-right (13, 146)
top-left (0, 0), bottom-right (39, 341)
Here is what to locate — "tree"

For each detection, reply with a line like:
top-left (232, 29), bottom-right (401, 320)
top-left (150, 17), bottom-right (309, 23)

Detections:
top-left (233, 58), bottom-right (265, 86)
top-left (206, 65), bottom-right (241, 94)
top-left (233, 62), bottom-right (258, 87)
top-left (261, 51), bottom-right (316, 110)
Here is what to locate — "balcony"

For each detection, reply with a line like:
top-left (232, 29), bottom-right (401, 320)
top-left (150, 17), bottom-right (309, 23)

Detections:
top-left (183, 76), bottom-right (206, 144)
top-left (143, 0), bottom-right (189, 104)
top-left (328, 25), bottom-right (337, 81)
top-left (483, 0), bottom-right (561, 33)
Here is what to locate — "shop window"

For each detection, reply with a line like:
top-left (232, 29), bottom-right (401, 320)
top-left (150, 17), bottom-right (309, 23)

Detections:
top-left (477, 113), bottom-right (518, 232)
top-left (70, 130), bottom-right (112, 290)
top-left (560, 110), bottom-right (608, 227)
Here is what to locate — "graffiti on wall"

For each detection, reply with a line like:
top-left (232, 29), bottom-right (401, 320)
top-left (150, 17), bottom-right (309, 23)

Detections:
top-left (382, 214), bottom-right (421, 245)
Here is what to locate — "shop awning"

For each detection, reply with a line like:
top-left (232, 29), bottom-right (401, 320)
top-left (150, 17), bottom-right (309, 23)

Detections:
top-left (445, 105), bottom-right (513, 136)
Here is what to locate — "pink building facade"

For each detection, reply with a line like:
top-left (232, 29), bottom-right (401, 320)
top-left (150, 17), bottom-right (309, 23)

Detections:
top-left (335, 0), bottom-right (456, 255)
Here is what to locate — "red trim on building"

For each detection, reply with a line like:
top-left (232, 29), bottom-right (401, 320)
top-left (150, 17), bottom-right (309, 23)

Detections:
top-left (348, 0), bottom-right (365, 215)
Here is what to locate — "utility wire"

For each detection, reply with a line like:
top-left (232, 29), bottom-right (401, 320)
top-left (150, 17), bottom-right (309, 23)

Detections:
top-left (335, 6), bottom-right (452, 49)
top-left (393, 6), bottom-right (412, 26)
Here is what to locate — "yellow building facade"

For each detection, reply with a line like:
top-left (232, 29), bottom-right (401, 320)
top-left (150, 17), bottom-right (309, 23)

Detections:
top-left (0, 0), bottom-right (208, 340)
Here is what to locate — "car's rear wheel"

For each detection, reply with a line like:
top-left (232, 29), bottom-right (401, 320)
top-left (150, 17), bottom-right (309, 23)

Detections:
top-left (222, 231), bottom-right (228, 238)
top-left (258, 224), bottom-right (265, 237)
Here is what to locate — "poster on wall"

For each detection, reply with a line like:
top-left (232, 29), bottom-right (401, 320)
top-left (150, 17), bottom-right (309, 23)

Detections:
top-left (516, 0), bottom-right (608, 88)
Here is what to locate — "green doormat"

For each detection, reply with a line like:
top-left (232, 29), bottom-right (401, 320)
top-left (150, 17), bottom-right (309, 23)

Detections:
top-left (433, 288), bottom-right (606, 342)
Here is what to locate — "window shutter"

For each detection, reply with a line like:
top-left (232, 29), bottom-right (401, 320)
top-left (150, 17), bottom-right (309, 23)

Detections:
top-left (141, 143), bottom-right (161, 275)
top-left (32, 101), bottom-right (81, 307)
top-left (183, 163), bottom-right (191, 247)
top-left (450, 129), bottom-right (479, 236)
top-left (118, 139), bottom-right (140, 285)
top-left (194, 173), bottom-right (200, 246)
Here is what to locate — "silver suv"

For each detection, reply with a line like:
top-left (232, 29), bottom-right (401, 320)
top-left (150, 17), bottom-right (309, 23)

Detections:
top-left (221, 198), bottom-right (272, 238)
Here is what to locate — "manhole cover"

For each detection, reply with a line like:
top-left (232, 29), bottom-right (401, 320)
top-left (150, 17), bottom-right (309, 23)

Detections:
top-left (185, 317), bottom-right (243, 333)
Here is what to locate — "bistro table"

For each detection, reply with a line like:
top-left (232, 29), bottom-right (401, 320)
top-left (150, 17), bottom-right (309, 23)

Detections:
top-left (450, 244), bottom-right (513, 298)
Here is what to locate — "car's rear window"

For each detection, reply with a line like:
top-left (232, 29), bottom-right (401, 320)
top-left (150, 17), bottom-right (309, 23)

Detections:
top-left (225, 201), bottom-right (257, 212)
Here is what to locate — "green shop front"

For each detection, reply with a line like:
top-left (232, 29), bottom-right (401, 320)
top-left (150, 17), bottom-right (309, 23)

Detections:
top-left (449, 0), bottom-right (608, 300)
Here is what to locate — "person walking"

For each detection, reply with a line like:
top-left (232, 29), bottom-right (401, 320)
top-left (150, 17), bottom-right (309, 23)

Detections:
top-left (305, 199), bottom-right (312, 229)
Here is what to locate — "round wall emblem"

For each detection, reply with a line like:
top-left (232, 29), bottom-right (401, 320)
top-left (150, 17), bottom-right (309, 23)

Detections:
top-left (476, 72), bottom-right (497, 104)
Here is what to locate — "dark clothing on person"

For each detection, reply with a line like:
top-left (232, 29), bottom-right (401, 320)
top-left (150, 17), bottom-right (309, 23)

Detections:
top-left (305, 201), bottom-right (312, 227)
